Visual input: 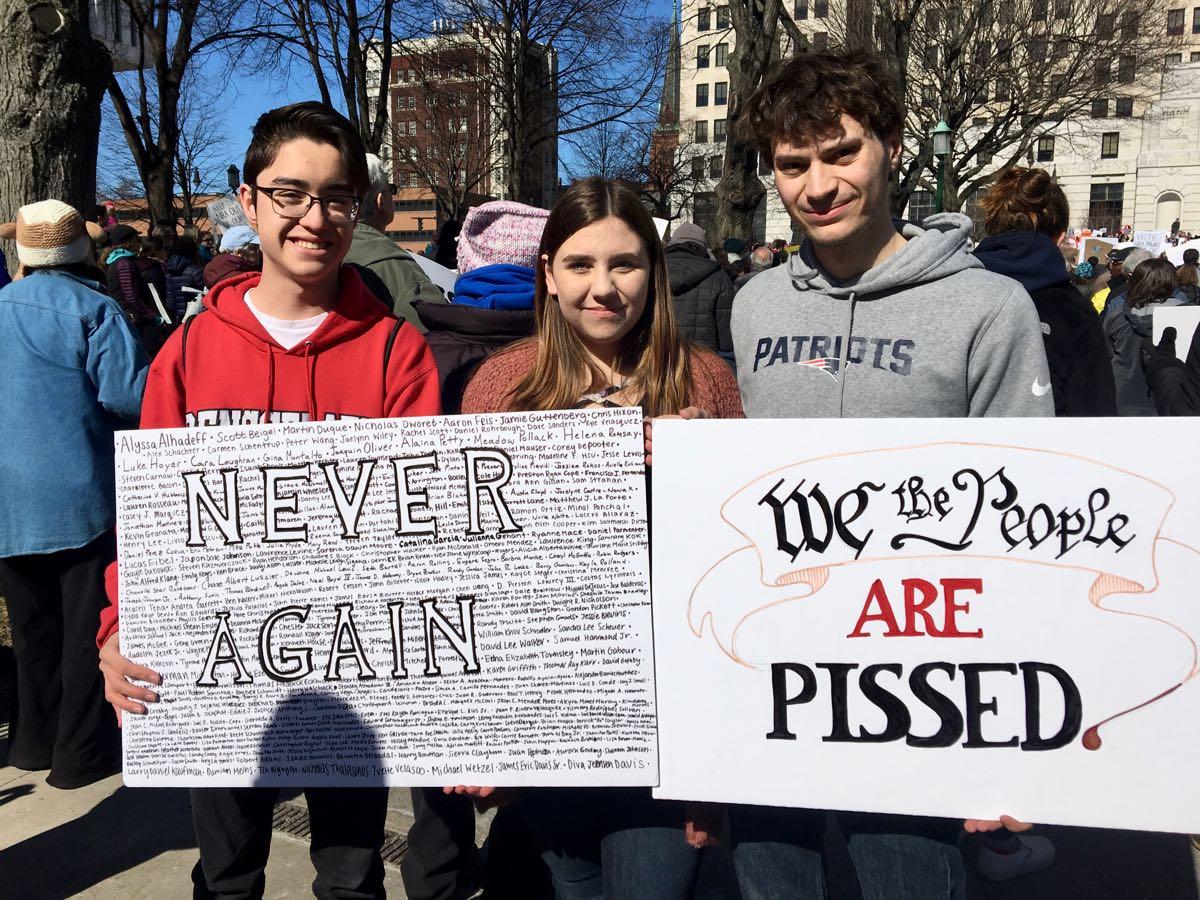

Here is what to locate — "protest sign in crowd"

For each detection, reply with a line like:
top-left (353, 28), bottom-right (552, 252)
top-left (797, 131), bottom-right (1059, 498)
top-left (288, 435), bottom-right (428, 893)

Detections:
top-left (4, 48), bottom-right (1200, 900)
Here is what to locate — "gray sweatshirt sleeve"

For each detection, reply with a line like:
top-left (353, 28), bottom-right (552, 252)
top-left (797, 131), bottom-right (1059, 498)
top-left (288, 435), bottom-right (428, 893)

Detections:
top-left (967, 285), bottom-right (1055, 417)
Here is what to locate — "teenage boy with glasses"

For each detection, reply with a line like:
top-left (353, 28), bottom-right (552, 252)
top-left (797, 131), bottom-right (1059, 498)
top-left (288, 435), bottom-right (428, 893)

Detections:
top-left (98, 101), bottom-right (441, 898)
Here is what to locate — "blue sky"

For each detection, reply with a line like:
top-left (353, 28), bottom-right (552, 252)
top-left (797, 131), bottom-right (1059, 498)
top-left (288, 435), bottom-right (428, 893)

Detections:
top-left (100, 0), bottom-right (677, 198)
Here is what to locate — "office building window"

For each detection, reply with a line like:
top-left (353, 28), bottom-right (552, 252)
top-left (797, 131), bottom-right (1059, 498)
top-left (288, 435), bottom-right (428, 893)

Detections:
top-left (697, 7), bottom-right (710, 29)
top-left (715, 42), bottom-right (729, 66)
top-left (1192, 50), bottom-right (1200, 61)
top-left (715, 82), bottom-right (728, 104)
top-left (1033, 0), bottom-right (1048, 20)
top-left (1121, 11), bottom-right (1138, 40)
top-left (1168, 7), bottom-right (1184, 33)
top-left (695, 120), bottom-right (709, 143)
top-left (714, 118), bottom-right (727, 141)
top-left (697, 45), bottom-right (710, 68)
top-left (1054, 0), bottom-right (1070, 18)
top-left (977, 149), bottom-right (993, 165)
top-left (1037, 135), bottom-right (1055, 161)
top-left (696, 83), bottom-right (709, 106)
top-left (1089, 182), bottom-right (1124, 232)
top-left (716, 5), bottom-right (730, 27)
top-left (1194, 6), bottom-right (1200, 32)
top-left (814, 30), bottom-right (828, 49)
top-left (1101, 132), bottom-right (1119, 158)
top-left (1118, 55), bottom-right (1135, 83)
top-left (1166, 52), bottom-right (1183, 66)
top-left (795, 0), bottom-right (807, 18)
top-left (710, 155), bottom-right (721, 178)
top-left (692, 157), bottom-right (706, 179)
top-left (1096, 13), bottom-right (1113, 38)
top-left (908, 190), bottom-right (935, 221)
top-left (815, 0), bottom-right (828, 15)
top-left (1091, 98), bottom-right (1109, 117)
top-left (1115, 96), bottom-right (1133, 116)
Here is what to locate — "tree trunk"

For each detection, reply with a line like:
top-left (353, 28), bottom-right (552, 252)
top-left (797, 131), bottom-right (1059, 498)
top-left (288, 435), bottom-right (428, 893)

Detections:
top-left (0, 0), bottom-right (110, 274)
top-left (711, 0), bottom-right (781, 247)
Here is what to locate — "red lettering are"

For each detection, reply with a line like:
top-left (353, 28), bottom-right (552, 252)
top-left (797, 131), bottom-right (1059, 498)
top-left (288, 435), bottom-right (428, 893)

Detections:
top-left (846, 578), bottom-right (984, 639)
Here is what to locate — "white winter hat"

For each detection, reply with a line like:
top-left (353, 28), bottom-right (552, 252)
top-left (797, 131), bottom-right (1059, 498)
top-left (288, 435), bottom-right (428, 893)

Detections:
top-left (0, 200), bottom-right (104, 268)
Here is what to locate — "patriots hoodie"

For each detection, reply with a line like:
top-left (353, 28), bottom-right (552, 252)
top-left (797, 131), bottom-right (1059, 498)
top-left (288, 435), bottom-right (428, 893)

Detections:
top-left (732, 214), bottom-right (1054, 418)
top-left (97, 266), bottom-right (441, 648)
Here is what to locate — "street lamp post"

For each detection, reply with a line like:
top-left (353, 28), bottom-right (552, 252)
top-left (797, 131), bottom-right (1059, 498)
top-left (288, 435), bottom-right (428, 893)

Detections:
top-left (932, 120), bottom-right (952, 214)
top-left (226, 164), bottom-right (240, 193)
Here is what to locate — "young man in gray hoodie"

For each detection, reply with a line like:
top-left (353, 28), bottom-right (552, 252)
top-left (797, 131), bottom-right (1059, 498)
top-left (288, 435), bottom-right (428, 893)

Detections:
top-left (725, 50), bottom-right (1055, 899)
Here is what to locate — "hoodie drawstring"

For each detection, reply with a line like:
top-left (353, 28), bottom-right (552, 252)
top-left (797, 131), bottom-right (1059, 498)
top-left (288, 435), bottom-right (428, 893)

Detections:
top-left (839, 292), bottom-right (856, 417)
top-left (303, 341), bottom-right (317, 423)
top-left (264, 346), bottom-right (276, 424)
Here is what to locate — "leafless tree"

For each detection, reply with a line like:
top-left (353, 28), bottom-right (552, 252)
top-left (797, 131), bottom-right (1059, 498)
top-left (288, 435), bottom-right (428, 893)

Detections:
top-left (407, 1), bottom-right (669, 206)
top-left (826, 0), bottom-right (1183, 214)
top-left (0, 0), bottom-right (110, 271)
top-left (174, 90), bottom-right (229, 225)
top-left (105, 0), bottom-right (253, 230)
top-left (234, 0), bottom-right (399, 153)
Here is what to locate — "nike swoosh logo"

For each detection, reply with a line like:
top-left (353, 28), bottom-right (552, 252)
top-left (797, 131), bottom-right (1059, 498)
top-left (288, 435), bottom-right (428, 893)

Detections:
top-left (1032, 378), bottom-right (1051, 397)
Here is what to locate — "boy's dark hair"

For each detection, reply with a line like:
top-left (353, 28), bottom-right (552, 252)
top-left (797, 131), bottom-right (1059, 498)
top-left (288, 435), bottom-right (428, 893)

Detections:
top-left (740, 50), bottom-right (904, 163)
top-left (243, 101), bottom-right (369, 197)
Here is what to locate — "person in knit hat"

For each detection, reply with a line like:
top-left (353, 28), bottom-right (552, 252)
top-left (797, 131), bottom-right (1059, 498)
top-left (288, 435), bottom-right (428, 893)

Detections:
top-left (402, 198), bottom-right (553, 900)
top-left (412, 201), bottom-right (550, 415)
top-left (0, 200), bottom-right (148, 789)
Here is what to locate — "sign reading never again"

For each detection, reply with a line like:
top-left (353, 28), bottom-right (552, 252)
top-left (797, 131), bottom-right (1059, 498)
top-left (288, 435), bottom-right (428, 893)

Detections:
top-left (651, 418), bottom-right (1200, 832)
top-left (115, 409), bottom-right (657, 787)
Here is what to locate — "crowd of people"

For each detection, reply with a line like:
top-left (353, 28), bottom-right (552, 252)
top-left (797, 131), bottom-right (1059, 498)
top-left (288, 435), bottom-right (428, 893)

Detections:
top-left (1, 46), bottom-right (1197, 900)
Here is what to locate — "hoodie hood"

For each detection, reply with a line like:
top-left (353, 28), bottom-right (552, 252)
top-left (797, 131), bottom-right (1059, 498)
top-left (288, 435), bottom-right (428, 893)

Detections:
top-left (203, 267), bottom-right (390, 355)
top-left (786, 213), bottom-right (981, 299)
top-left (973, 230), bottom-right (1071, 294)
top-left (666, 242), bottom-right (722, 294)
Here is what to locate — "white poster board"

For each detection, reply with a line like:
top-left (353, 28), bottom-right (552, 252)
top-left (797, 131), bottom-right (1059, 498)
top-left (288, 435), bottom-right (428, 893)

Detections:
top-left (1153, 306), bottom-right (1200, 361)
top-left (652, 417), bottom-right (1200, 833)
top-left (1134, 230), bottom-right (1168, 255)
top-left (116, 409), bottom-right (657, 787)
top-left (205, 194), bottom-right (249, 232)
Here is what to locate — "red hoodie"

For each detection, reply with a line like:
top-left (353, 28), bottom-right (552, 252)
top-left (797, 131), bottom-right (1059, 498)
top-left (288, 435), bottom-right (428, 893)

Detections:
top-left (96, 267), bottom-right (441, 648)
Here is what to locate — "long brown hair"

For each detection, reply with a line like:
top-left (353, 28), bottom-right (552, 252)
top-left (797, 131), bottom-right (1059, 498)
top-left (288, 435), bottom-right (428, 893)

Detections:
top-left (505, 178), bottom-right (692, 417)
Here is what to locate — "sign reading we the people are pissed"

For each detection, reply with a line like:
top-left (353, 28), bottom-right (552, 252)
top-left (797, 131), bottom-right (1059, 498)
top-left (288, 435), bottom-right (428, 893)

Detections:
top-left (116, 409), bottom-right (657, 787)
top-left (651, 418), bottom-right (1200, 833)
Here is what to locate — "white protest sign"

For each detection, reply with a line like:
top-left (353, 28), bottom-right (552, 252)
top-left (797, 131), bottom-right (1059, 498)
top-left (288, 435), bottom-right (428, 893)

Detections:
top-left (1134, 230), bottom-right (1167, 255)
top-left (116, 409), bottom-right (656, 787)
top-left (652, 417), bottom-right (1200, 833)
top-left (205, 194), bottom-right (249, 232)
top-left (1154, 307), bottom-right (1200, 361)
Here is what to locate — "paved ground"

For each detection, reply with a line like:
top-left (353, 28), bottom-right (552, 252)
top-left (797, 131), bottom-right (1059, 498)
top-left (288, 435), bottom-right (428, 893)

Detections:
top-left (2, 645), bottom-right (1199, 899)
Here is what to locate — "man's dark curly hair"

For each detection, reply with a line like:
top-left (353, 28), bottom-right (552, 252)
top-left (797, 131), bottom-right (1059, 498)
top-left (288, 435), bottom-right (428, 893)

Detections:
top-left (739, 50), bottom-right (904, 163)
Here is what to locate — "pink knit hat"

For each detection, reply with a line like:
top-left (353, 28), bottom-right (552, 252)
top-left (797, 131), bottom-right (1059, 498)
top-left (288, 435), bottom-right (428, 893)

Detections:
top-left (457, 200), bottom-right (549, 273)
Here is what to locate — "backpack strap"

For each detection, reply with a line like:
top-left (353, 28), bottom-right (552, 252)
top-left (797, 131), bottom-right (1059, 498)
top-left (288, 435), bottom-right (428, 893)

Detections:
top-left (181, 310), bottom-right (201, 377)
top-left (382, 317), bottom-right (405, 388)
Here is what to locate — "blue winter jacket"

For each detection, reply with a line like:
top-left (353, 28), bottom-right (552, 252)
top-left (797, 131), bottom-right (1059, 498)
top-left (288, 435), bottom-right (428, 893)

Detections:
top-left (0, 270), bottom-right (149, 555)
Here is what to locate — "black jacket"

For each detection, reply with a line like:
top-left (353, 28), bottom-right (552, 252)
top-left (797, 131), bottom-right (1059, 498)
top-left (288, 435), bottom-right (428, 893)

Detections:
top-left (413, 299), bottom-right (535, 413)
top-left (974, 231), bottom-right (1117, 416)
top-left (1146, 325), bottom-right (1200, 415)
top-left (665, 242), bottom-right (735, 353)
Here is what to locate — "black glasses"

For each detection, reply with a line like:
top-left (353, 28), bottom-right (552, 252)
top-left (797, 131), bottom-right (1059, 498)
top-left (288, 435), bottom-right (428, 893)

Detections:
top-left (253, 186), bottom-right (360, 224)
